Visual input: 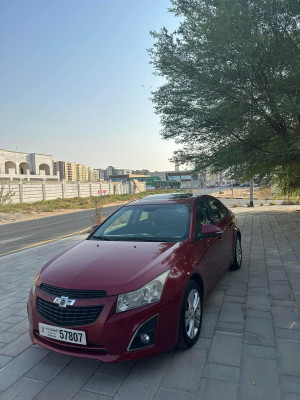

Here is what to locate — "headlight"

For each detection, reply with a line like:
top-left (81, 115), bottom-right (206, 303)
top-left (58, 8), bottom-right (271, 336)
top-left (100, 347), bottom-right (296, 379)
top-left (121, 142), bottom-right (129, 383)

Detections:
top-left (31, 273), bottom-right (40, 295)
top-left (116, 270), bottom-right (170, 313)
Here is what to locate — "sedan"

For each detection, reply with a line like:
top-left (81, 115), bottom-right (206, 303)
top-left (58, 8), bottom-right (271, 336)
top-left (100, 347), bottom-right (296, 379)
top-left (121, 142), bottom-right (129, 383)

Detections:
top-left (27, 193), bottom-right (242, 362)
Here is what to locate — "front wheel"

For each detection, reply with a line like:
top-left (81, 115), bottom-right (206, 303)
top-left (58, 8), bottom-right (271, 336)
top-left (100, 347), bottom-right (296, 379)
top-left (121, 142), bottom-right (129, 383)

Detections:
top-left (229, 235), bottom-right (242, 270)
top-left (178, 280), bottom-right (203, 347)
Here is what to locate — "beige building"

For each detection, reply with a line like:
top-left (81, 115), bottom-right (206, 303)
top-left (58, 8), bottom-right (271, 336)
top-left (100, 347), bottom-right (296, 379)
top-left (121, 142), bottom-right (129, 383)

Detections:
top-left (77, 164), bottom-right (89, 182)
top-left (53, 161), bottom-right (78, 181)
top-left (89, 169), bottom-right (99, 182)
top-left (0, 148), bottom-right (58, 181)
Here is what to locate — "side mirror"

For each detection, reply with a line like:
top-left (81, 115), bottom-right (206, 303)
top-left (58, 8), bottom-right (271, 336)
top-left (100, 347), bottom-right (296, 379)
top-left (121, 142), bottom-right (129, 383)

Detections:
top-left (197, 224), bottom-right (223, 240)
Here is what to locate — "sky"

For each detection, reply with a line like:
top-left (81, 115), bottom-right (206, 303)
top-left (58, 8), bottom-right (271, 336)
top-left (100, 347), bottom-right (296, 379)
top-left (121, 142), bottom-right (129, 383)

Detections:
top-left (0, 0), bottom-right (181, 171)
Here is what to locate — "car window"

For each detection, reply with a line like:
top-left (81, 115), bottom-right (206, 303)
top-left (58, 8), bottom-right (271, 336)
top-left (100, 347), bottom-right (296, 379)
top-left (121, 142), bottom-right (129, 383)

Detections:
top-left (195, 199), bottom-right (212, 238)
top-left (90, 204), bottom-right (191, 242)
top-left (104, 209), bottom-right (133, 234)
top-left (206, 198), bottom-right (227, 224)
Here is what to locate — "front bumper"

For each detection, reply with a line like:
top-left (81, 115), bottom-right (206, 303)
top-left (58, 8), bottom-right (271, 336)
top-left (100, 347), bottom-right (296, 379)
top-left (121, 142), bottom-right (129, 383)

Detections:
top-left (27, 286), bottom-right (181, 362)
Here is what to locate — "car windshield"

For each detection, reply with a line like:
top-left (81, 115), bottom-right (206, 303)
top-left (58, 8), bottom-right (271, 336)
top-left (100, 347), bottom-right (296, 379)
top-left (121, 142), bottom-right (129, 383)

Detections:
top-left (89, 203), bottom-right (191, 242)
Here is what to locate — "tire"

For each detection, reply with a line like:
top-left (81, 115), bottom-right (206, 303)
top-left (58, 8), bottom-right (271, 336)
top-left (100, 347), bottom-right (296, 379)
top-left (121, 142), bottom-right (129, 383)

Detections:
top-left (178, 280), bottom-right (203, 348)
top-left (229, 235), bottom-right (242, 270)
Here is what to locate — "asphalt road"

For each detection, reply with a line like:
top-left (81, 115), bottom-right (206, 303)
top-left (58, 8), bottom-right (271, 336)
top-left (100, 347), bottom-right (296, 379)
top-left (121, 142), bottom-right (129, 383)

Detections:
top-left (0, 188), bottom-right (281, 257)
top-left (0, 205), bottom-right (121, 256)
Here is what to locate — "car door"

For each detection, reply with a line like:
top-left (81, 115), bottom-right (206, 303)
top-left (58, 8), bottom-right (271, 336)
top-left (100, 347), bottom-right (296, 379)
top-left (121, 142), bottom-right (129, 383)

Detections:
top-left (190, 198), bottom-right (226, 297)
top-left (206, 197), bottom-right (234, 271)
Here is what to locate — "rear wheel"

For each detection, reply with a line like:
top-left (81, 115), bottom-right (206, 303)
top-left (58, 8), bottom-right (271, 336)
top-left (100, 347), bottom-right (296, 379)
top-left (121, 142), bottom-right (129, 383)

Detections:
top-left (178, 280), bottom-right (203, 347)
top-left (229, 235), bottom-right (242, 270)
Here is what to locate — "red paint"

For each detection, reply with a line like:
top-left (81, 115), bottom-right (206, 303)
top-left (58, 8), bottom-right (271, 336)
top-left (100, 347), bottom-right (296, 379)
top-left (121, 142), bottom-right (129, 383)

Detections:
top-left (28, 195), bottom-right (240, 362)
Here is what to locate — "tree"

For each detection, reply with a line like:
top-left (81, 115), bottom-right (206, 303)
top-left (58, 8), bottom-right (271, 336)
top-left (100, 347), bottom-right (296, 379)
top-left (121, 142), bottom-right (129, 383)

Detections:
top-left (150, 0), bottom-right (300, 195)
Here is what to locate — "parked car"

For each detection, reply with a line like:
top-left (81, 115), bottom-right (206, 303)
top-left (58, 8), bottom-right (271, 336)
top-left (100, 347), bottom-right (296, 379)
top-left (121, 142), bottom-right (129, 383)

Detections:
top-left (28, 193), bottom-right (242, 362)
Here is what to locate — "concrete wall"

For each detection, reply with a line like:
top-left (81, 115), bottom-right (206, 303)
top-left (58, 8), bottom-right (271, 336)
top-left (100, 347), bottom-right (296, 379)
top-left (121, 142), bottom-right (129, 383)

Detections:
top-left (0, 180), bottom-right (145, 204)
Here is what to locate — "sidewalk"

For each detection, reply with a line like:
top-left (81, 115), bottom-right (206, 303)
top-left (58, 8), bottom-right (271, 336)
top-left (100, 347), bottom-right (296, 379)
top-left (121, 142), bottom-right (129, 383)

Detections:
top-left (0, 208), bottom-right (299, 400)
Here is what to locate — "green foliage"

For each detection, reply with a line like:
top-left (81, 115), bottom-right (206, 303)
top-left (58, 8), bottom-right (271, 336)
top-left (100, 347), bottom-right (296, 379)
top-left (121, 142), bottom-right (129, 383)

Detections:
top-left (0, 184), bottom-right (15, 205)
top-left (150, 0), bottom-right (300, 195)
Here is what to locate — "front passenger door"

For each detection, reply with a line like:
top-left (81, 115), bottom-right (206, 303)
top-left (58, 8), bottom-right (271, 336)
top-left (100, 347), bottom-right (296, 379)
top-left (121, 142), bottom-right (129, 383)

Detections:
top-left (191, 198), bottom-right (225, 297)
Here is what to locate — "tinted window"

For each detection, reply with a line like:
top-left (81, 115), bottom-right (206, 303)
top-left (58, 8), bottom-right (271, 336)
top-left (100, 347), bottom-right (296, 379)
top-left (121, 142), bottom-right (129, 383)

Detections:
top-left (89, 204), bottom-right (191, 242)
top-left (195, 199), bottom-right (212, 237)
top-left (206, 198), bottom-right (228, 224)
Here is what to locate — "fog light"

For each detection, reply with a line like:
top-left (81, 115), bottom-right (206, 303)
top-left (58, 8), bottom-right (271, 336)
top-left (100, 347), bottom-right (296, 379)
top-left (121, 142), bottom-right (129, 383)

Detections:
top-left (127, 315), bottom-right (158, 351)
top-left (140, 333), bottom-right (150, 344)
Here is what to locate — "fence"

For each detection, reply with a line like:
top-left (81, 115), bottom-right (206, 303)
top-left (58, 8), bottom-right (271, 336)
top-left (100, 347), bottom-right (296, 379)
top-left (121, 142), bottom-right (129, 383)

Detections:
top-left (0, 180), bottom-right (145, 204)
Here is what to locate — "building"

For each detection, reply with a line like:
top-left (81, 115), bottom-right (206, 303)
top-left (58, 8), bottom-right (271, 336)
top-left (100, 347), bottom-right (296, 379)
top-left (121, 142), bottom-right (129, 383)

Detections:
top-left (77, 164), bottom-right (89, 182)
top-left (89, 169), bottom-right (99, 182)
top-left (0, 148), bottom-right (58, 181)
top-left (53, 161), bottom-right (78, 181)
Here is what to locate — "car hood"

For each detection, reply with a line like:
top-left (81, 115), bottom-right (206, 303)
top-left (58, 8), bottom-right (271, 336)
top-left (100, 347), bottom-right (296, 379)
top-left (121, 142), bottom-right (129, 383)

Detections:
top-left (40, 239), bottom-right (181, 295)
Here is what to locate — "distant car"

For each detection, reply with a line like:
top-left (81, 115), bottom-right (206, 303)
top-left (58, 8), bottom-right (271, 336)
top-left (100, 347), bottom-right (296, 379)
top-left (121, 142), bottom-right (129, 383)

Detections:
top-left (28, 193), bottom-right (242, 362)
top-left (207, 184), bottom-right (216, 188)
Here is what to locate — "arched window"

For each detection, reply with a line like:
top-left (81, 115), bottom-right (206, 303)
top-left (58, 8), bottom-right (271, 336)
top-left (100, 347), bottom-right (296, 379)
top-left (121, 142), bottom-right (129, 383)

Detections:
top-left (19, 162), bottom-right (30, 175)
top-left (39, 163), bottom-right (50, 176)
top-left (5, 161), bottom-right (16, 174)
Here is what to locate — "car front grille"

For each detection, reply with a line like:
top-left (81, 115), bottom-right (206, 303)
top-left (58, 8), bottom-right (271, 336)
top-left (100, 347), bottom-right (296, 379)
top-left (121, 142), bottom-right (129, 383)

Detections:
top-left (37, 297), bottom-right (103, 327)
top-left (39, 283), bottom-right (107, 299)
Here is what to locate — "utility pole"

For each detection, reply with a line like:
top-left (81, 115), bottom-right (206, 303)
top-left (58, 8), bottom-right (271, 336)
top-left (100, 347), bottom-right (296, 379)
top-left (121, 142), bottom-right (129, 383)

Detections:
top-left (250, 179), bottom-right (254, 207)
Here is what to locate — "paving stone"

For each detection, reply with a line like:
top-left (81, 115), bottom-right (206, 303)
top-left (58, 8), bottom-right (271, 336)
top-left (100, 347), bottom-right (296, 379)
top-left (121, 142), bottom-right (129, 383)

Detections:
top-left (114, 366), bottom-right (163, 400)
top-left (272, 306), bottom-right (300, 329)
top-left (96, 360), bottom-right (135, 378)
top-left (0, 376), bottom-right (47, 400)
top-left (224, 295), bottom-right (246, 303)
top-left (270, 282), bottom-right (294, 300)
top-left (246, 295), bottom-right (271, 311)
top-left (0, 332), bottom-right (21, 343)
top-left (154, 387), bottom-right (195, 400)
top-left (205, 290), bottom-right (224, 306)
top-left (200, 312), bottom-right (218, 338)
top-left (219, 303), bottom-right (245, 324)
top-left (26, 361), bottom-right (63, 381)
top-left (83, 374), bottom-right (122, 397)
top-left (243, 344), bottom-right (276, 359)
top-left (0, 347), bottom-right (49, 391)
top-left (246, 309), bottom-right (272, 319)
top-left (196, 378), bottom-right (238, 400)
top-left (42, 351), bottom-right (74, 367)
top-left (0, 354), bottom-right (13, 368)
top-left (216, 321), bottom-right (244, 335)
top-left (6, 318), bottom-right (29, 334)
top-left (280, 375), bottom-right (300, 395)
top-left (73, 392), bottom-right (111, 400)
top-left (277, 338), bottom-right (300, 376)
top-left (244, 317), bottom-right (275, 346)
top-left (282, 393), bottom-right (300, 400)
top-left (136, 354), bottom-right (171, 371)
top-left (248, 275), bottom-right (268, 288)
top-left (36, 358), bottom-right (99, 400)
top-left (1, 315), bottom-right (26, 324)
top-left (193, 337), bottom-right (211, 350)
top-left (0, 331), bottom-right (32, 357)
top-left (275, 328), bottom-right (300, 340)
top-left (208, 332), bottom-right (242, 367)
top-left (161, 348), bottom-right (206, 392)
top-left (203, 362), bottom-right (240, 382)
top-left (238, 356), bottom-right (281, 400)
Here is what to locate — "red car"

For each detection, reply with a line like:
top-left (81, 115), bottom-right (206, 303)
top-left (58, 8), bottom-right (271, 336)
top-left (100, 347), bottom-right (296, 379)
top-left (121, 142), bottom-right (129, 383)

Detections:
top-left (27, 193), bottom-right (242, 362)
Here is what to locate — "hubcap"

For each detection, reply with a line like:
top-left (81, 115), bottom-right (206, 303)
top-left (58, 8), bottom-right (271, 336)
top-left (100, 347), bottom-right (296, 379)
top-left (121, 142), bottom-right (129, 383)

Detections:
top-left (236, 239), bottom-right (242, 265)
top-left (185, 289), bottom-right (201, 339)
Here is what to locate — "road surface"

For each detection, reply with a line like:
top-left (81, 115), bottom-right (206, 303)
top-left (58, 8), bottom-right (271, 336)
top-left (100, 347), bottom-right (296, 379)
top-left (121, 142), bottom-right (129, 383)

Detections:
top-left (0, 205), bottom-right (121, 256)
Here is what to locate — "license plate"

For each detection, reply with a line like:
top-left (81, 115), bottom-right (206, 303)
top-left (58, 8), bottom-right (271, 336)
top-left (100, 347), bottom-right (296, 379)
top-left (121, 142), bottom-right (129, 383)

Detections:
top-left (39, 323), bottom-right (86, 345)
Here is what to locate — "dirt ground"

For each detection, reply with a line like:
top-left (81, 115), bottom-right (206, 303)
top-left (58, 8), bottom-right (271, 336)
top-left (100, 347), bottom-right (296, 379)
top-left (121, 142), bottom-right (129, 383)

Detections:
top-left (0, 201), bottom-right (128, 225)
top-left (211, 186), bottom-right (273, 199)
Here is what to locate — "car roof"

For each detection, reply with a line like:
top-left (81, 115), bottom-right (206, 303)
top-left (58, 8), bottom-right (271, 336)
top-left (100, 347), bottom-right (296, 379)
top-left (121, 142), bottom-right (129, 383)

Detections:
top-left (127, 193), bottom-right (196, 206)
